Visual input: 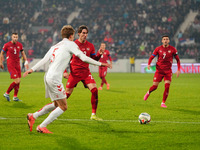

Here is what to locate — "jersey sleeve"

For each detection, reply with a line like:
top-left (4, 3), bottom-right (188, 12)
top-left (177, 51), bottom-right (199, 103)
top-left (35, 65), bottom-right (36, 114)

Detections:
top-left (107, 51), bottom-right (112, 61)
top-left (20, 43), bottom-right (24, 51)
top-left (2, 44), bottom-right (7, 52)
top-left (70, 42), bottom-right (101, 66)
top-left (31, 47), bottom-right (52, 71)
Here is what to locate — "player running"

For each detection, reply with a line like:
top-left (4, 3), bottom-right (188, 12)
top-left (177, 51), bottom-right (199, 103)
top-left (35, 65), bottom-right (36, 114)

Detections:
top-left (64, 25), bottom-right (103, 121)
top-left (0, 33), bottom-right (29, 102)
top-left (143, 35), bottom-right (181, 108)
top-left (24, 25), bottom-right (110, 134)
top-left (97, 42), bottom-right (112, 90)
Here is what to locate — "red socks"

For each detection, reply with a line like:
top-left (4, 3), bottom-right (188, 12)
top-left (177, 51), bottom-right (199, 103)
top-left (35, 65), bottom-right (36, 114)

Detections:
top-left (101, 77), bottom-right (107, 87)
top-left (66, 93), bottom-right (71, 99)
top-left (91, 87), bottom-right (98, 113)
top-left (14, 83), bottom-right (20, 97)
top-left (149, 85), bottom-right (158, 94)
top-left (162, 83), bottom-right (170, 103)
top-left (6, 82), bottom-right (17, 94)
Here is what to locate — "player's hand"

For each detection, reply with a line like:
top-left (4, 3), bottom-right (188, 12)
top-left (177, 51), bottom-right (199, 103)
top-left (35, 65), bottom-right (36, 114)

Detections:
top-left (175, 70), bottom-right (180, 78)
top-left (98, 48), bottom-right (104, 55)
top-left (147, 65), bottom-right (151, 70)
top-left (23, 69), bottom-right (33, 77)
top-left (101, 63), bottom-right (111, 68)
top-left (63, 72), bottom-right (69, 79)
top-left (25, 64), bottom-right (29, 70)
top-left (0, 63), bottom-right (4, 69)
top-left (110, 64), bottom-right (112, 69)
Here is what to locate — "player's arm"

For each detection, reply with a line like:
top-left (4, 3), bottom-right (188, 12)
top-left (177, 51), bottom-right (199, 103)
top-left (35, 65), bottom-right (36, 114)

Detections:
top-left (147, 54), bottom-right (156, 70)
top-left (63, 69), bottom-right (69, 79)
top-left (23, 48), bottom-right (52, 77)
top-left (174, 53), bottom-right (181, 78)
top-left (21, 50), bottom-right (29, 70)
top-left (71, 43), bottom-right (110, 68)
top-left (108, 53), bottom-right (112, 69)
top-left (91, 45), bottom-right (102, 61)
top-left (0, 50), bottom-right (4, 69)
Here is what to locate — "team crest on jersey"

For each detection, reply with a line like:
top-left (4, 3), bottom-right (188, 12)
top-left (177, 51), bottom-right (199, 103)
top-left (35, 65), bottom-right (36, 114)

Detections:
top-left (168, 50), bottom-right (171, 53)
top-left (159, 50), bottom-right (162, 53)
top-left (87, 48), bottom-right (90, 51)
top-left (17, 46), bottom-right (20, 49)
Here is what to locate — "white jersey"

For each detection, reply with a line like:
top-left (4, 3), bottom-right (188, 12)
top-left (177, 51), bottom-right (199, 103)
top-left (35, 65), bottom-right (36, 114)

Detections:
top-left (31, 38), bottom-right (101, 83)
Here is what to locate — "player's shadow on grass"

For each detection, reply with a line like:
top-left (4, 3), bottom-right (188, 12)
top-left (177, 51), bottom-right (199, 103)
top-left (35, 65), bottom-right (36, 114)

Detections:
top-left (10, 102), bottom-right (34, 109)
top-left (168, 108), bottom-right (200, 115)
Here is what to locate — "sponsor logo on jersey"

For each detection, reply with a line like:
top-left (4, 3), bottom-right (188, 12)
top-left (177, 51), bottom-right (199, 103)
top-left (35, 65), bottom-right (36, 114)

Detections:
top-left (168, 50), bottom-right (171, 53)
top-left (159, 50), bottom-right (162, 53)
top-left (17, 46), bottom-right (20, 49)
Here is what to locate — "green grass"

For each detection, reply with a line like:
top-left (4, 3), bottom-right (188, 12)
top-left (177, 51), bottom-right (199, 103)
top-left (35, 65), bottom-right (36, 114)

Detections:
top-left (0, 72), bottom-right (200, 150)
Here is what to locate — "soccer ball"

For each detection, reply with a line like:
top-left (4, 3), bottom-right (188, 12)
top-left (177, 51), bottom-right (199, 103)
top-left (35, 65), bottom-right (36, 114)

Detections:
top-left (138, 112), bottom-right (151, 124)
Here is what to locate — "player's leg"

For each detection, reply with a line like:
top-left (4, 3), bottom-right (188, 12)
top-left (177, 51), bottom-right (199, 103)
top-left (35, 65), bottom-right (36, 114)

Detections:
top-left (13, 78), bottom-right (21, 101)
top-left (144, 71), bottom-right (162, 101)
top-left (4, 67), bottom-right (19, 101)
top-left (37, 98), bottom-right (67, 133)
top-left (65, 73), bottom-right (78, 98)
top-left (161, 73), bottom-right (172, 108)
top-left (98, 67), bottom-right (103, 90)
top-left (36, 80), bottom-right (67, 133)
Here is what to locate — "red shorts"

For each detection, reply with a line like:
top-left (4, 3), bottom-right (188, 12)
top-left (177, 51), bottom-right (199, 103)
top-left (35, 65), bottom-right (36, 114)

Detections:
top-left (66, 72), bottom-right (96, 88)
top-left (99, 67), bottom-right (108, 78)
top-left (153, 71), bottom-right (172, 82)
top-left (7, 63), bottom-right (21, 79)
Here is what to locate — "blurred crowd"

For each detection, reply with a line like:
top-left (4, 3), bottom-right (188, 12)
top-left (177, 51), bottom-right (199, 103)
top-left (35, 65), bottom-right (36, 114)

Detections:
top-left (0, 0), bottom-right (200, 61)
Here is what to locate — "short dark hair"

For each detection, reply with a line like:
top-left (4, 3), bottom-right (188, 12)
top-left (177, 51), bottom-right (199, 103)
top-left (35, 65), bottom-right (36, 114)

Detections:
top-left (78, 25), bottom-right (88, 33)
top-left (61, 25), bottom-right (75, 39)
top-left (162, 35), bottom-right (169, 39)
top-left (12, 33), bottom-right (18, 35)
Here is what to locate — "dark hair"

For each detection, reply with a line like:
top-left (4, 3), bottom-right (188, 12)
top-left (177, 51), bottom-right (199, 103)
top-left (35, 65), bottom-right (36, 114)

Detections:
top-left (61, 25), bottom-right (75, 39)
top-left (78, 25), bottom-right (88, 33)
top-left (162, 35), bottom-right (169, 39)
top-left (12, 33), bottom-right (18, 35)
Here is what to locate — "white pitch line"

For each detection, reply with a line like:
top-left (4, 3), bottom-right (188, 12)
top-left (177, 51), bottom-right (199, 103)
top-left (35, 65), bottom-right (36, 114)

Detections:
top-left (0, 117), bottom-right (200, 124)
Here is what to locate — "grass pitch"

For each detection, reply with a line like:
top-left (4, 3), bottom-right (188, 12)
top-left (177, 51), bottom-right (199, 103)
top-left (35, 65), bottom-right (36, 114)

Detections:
top-left (0, 72), bottom-right (200, 150)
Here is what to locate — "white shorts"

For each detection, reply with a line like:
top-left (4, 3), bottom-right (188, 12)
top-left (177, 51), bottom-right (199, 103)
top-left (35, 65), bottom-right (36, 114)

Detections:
top-left (44, 78), bottom-right (66, 101)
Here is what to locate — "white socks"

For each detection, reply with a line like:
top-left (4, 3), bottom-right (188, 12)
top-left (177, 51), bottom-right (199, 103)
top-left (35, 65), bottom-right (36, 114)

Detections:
top-left (40, 107), bottom-right (64, 128)
top-left (33, 103), bottom-right (56, 119)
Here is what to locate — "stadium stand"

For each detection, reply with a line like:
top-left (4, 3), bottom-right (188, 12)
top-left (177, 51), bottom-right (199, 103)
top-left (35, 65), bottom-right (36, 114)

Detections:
top-left (0, 0), bottom-right (199, 60)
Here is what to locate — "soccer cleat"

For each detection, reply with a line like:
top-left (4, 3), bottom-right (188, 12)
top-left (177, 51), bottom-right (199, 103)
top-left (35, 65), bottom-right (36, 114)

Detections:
top-left (106, 84), bottom-right (110, 90)
top-left (27, 113), bottom-right (35, 132)
top-left (144, 92), bottom-right (150, 101)
top-left (13, 97), bottom-right (22, 102)
top-left (36, 125), bottom-right (53, 134)
top-left (161, 103), bottom-right (167, 108)
top-left (90, 115), bottom-right (103, 121)
top-left (3, 93), bottom-right (10, 102)
top-left (98, 87), bottom-right (102, 90)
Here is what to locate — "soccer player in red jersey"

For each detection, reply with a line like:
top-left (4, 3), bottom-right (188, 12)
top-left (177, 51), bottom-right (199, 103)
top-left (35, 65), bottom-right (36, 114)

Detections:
top-left (0, 33), bottom-right (29, 102)
top-left (97, 42), bottom-right (112, 90)
top-left (143, 35), bottom-right (181, 108)
top-left (64, 25), bottom-right (105, 120)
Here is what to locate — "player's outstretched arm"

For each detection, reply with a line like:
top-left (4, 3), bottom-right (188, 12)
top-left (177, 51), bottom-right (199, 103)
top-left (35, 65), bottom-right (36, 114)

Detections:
top-left (23, 69), bottom-right (33, 77)
top-left (174, 54), bottom-right (181, 78)
top-left (101, 63), bottom-right (111, 68)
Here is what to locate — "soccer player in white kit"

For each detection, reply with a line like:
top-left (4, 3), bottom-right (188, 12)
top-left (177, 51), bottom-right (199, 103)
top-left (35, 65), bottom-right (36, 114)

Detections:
top-left (23, 25), bottom-right (110, 134)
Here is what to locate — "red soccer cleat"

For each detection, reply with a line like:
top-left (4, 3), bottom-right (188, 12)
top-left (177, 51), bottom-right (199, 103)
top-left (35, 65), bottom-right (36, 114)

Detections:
top-left (36, 126), bottom-right (53, 134)
top-left (98, 87), bottom-right (102, 90)
top-left (144, 92), bottom-right (150, 101)
top-left (106, 84), bottom-right (110, 90)
top-left (27, 113), bottom-right (35, 132)
top-left (161, 103), bottom-right (167, 108)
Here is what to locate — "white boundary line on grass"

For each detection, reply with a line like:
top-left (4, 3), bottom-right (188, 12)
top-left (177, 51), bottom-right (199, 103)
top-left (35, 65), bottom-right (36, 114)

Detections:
top-left (0, 117), bottom-right (200, 124)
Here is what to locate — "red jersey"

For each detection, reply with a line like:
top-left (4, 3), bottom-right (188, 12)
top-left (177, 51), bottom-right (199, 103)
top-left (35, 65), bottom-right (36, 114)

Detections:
top-left (2, 41), bottom-right (23, 64)
top-left (98, 50), bottom-right (112, 63)
top-left (148, 45), bottom-right (179, 72)
top-left (70, 40), bottom-right (101, 77)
